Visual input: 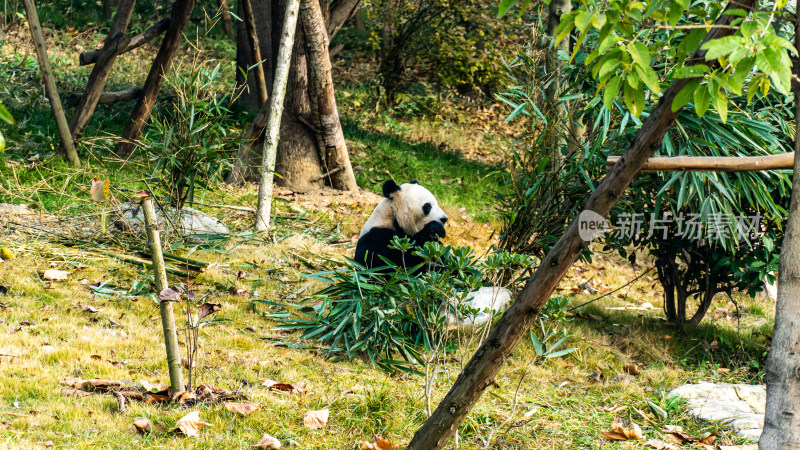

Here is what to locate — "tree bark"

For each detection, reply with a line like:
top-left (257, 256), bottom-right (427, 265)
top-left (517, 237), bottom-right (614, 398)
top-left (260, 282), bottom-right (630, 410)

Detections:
top-left (22, 0), bottom-right (80, 166)
top-left (229, 0), bottom-right (359, 188)
top-left (80, 18), bottom-right (170, 66)
top-left (218, 0), bottom-right (234, 37)
top-left (116, 0), bottom-right (196, 156)
top-left (255, 0), bottom-right (301, 231)
top-left (405, 2), bottom-right (756, 448)
top-left (760, 4), bottom-right (800, 446)
top-left (241, 0), bottom-right (269, 106)
top-left (299, 0), bottom-right (357, 191)
top-left (66, 0), bottom-right (135, 146)
top-left (273, 26), bottom-right (325, 191)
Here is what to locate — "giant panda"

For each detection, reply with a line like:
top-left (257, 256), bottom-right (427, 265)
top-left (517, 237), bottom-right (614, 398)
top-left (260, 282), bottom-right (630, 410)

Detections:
top-left (355, 179), bottom-right (448, 270)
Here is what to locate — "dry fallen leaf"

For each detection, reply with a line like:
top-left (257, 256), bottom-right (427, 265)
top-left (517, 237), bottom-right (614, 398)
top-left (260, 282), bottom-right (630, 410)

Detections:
top-left (263, 379), bottom-right (306, 395)
top-left (719, 446), bottom-right (758, 450)
top-left (43, 269), bottom-right (69, 281)
top-left (159, 286), bottom-right (184, 302)
top-left (198, 302), bottom-right (222, 320)
top-left (224, 402), bottom-right (261, 416)
top-left (174, 411), bottom-right (212, 437)
top-left (134, 417), bottom-right (152, 434)
top-left (601, 420), bottom-right (644, 441)
top-left (141, 380), bottom-right (169, 392)
top-left (252, 432), bottom-right (281, 448)
top-left (717, 367), bottom-right (731, 375)
top-left (303, 409), bottom-right (329, 429)
top-left (361, 435), bottom-right (399, 450)
top-left (90, 178), bottom-right (110, 202)
top-left (644, 439), bottom-right (679, 450)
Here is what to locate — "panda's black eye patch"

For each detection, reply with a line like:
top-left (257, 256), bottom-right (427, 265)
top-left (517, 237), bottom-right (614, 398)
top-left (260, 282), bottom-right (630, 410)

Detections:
top-left (422, 203), bottom-right (432, 215)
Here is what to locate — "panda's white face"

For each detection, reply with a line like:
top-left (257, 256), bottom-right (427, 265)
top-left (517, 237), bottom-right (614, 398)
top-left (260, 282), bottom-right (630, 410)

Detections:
top-left (392, 182), bottom-right (448, 236)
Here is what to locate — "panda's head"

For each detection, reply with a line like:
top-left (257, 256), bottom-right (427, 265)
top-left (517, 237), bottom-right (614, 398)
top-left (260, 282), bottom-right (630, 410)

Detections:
top-left (383, 179), bottom-right (448, 239)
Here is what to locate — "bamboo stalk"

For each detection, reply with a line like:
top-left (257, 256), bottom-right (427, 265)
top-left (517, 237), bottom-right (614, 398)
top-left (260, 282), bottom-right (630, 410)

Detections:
top-left (142, 197), bottom-right (184, 394)
top-left (606, 153), bottom-right (795, 172)
top-left (93, 249), bottom-right (192, 277)
top-left (21, 0), bottom-right (80, 166)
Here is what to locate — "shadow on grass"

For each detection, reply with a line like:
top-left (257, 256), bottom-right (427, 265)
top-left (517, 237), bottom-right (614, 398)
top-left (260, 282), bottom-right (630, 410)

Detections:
top-left (342, 120), bottom-right (504, 221)
top-left (579, 303), bottom-right (770, 384)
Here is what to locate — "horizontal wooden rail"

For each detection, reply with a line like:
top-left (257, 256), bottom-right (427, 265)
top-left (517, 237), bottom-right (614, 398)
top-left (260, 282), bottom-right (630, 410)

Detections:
top-left (66, 86), bottom-right (143, 106)
top-left (606, 152), bottom-right (795, 172)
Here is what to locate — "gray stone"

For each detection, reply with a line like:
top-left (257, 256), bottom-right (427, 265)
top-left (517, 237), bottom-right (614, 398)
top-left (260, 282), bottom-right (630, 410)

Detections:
top-left (445, 286), bottom-right (512, 328)
top-left (115, 202), bottom-right (229, 236)
top-left (668, 382), bottom-right (765, 440)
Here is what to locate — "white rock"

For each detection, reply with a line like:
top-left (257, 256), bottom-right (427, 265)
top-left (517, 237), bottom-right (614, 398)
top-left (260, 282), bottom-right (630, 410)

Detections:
top-left (669, 382), bottom-right (765, 439)
top-left (445, 287), bottom-right (512, 328)
top-left (115, 202), bottom-right (229, 235)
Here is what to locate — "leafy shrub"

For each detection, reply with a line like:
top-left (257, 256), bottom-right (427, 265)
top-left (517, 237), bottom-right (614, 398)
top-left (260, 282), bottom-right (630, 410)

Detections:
top-left (276, 238), bottom-right (535, 374)
top-left (497, 28), bottom-right (792, 328)
top-left (141, 64), bottom-right (233, 209)
top-left (363, 0), bottom-right (530, 106)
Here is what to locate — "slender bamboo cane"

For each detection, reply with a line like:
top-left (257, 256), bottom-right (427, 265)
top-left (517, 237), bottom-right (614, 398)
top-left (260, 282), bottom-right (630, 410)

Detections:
top-left (141, 197), bottom-right (185, 393)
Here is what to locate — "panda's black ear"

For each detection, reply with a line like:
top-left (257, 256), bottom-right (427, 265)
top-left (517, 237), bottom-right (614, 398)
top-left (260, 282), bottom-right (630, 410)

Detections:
top-left (382, 179), bottom-right (401, 198)
top-left (409, 180), bottom-right (419, 184)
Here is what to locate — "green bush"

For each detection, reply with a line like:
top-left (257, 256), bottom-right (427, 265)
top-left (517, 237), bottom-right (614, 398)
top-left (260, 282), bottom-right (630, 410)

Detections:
top-left (275, 238), bottom-right (535, 374)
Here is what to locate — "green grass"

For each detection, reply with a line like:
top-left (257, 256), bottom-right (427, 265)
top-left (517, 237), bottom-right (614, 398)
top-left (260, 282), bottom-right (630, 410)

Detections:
top-left (344, 120), bottom-right (503, 221)
top-left (0, 16), bottom-right (774, 449)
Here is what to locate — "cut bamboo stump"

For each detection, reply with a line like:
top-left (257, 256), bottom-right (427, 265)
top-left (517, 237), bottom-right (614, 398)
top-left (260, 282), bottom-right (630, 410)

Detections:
top-left (607, 153), bottom-right (795, 172)
top-left (21, 0), bottom-right (80, 166)
top-left (141, 196), bottom-right (185, 394)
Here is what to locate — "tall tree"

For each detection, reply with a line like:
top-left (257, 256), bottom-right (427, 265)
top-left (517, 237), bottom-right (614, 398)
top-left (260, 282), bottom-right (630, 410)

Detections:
top-left (228, 0), bottom-right (360, 191)
top-left (761, 3), bottom-right (800, 446)
top-left (407, 0), bottom-right (777, 446)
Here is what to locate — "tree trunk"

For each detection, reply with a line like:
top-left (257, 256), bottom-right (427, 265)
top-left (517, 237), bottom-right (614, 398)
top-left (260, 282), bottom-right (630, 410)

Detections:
top-left (229, 0), bottom-right (360, 189)
top-left (103, 0), bottom-right (120, 20)
top-left (405, 2), bottom-right (756, 448)
top-left (218, 0), bottom-right (234, 37)
top-left (116, 0), bottom-right (196, 156)
top-left (255, 0), bottom-right (301, 231)
top-left (66, 0), bottom-right (135, 145)
top-left (299, 0), bottom-right (357, 191)
top-left (241, 0), bottom-right (269, 106)
top-left (235, 0), bottom-right (274, 114)
top-left (274, 29), bottom-right (325, 191)
top-left (760, 5), bottom-right (800, 446)
top-left (544, 0), bottom-right (571, 165)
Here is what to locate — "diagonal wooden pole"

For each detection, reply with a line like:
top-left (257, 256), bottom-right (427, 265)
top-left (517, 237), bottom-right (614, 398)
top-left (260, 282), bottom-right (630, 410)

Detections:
top-left (65, 0), bottom-right (136, 146)
top-left (405, 1), bottom-right (757, 448)
top-left (116, 0), bottom-right (196, 156)
top-left (21, 0), bottom-right (80, 166)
